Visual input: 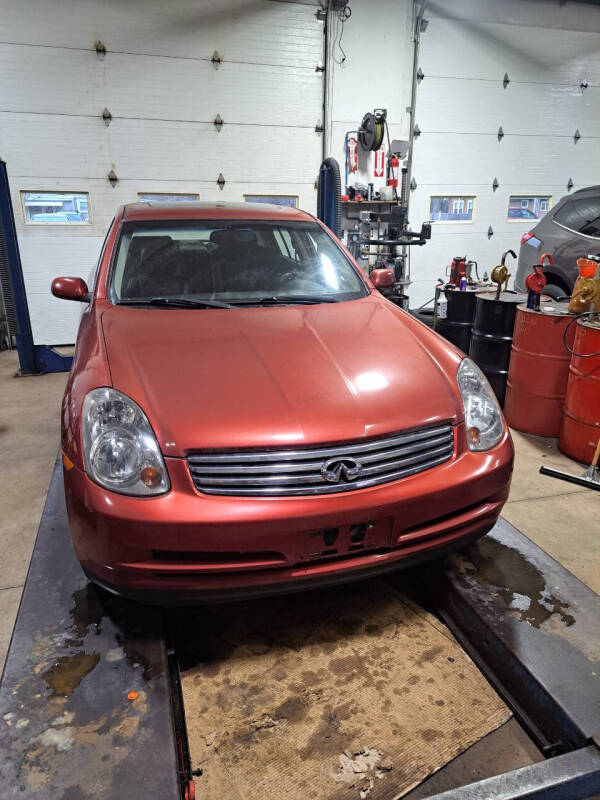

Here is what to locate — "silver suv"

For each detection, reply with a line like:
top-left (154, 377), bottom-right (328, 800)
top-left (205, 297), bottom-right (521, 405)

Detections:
top-left (514, 186), bottom-right (600, 299)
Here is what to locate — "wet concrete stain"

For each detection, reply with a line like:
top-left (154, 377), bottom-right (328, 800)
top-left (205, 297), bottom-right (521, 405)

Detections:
top-left (299, 706), bottom-right (359, 760)
top-left (41, 653), bottom-right (101, 697)
top-left (465, 539), bottom-right (576, 628)
top-left (421, 729), bottom-right (443, 742)
top-left (70, 586), bottom-right (105, 637)
top-left (328, 654), bottom-right (361, 676)
top-left (414, 646), bottom-right (444, 667)
top-left (275, 697), bottom-right (307, 723)
top-left (301, 670), bottom-right (320, 686)
top-left (61, 787), bottom-right (87, 800)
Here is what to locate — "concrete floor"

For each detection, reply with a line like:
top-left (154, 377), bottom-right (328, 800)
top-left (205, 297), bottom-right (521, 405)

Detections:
top-left (0, 345), bottom-right (598, 680)
top-left (503, 430), bottom-right (600, 594)
top-left (0, 350), bottom-right (68, 674)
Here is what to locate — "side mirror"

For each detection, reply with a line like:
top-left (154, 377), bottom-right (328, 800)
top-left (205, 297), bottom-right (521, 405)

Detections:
top-left (51, 276), bottom-right (90, 302)
top-left (370, 268), bottom-right (395, 289)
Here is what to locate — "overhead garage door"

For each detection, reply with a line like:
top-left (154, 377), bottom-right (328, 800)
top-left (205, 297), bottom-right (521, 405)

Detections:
top-left (408, 0), bottom-right (600, 308)
top-left (0, 0), bottom-right (323, 345)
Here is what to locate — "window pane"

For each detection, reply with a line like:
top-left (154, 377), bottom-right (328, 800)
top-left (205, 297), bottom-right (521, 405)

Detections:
top-left (111, 220), bottom-right (366, 304)
top-left (243, 195), bottom-right (298, 208)
top-left (138, 193), bottom-right (199, 202)
top-left (553, 197), bottom-right (600, 237)
top-left (429, 196), bottom-right (474, 222)
top-left (22, 191), bottom-right (90, 223)
top-left (507, 196), bottom-right (551, 221)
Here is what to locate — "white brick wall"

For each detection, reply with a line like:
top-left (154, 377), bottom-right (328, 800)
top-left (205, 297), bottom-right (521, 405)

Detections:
top-left (0, 0), bottom-right (324, 344)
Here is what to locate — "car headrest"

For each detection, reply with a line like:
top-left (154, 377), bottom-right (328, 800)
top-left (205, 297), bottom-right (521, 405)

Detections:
top-left (126, 235), bottom-right (173, 266)
top-left (209, 228), bottom-right (257, 247)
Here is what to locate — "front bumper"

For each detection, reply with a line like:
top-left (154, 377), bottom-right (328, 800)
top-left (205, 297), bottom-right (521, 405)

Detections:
top-left (64, 424), bottom-right (513, 603)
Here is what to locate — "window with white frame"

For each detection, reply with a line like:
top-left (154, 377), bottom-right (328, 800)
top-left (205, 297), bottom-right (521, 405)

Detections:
top-left (21, 191), bottom-right (90, 223)
top-left (507, 196), bottom-right (551, 221)
top-left (138, 193), bottom-right (199, 202)
top-left (243, 195), bottom-right (298, 208)
top-left (429, 196), bottom-right (475, 223)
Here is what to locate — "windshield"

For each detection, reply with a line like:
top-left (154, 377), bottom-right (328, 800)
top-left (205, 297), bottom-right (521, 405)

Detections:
top-left (110, 220), bottom-right (368, 305)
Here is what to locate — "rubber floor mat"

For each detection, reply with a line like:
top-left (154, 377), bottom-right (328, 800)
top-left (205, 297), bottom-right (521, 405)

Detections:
top-left (181, 579), bottom-right (510, 799)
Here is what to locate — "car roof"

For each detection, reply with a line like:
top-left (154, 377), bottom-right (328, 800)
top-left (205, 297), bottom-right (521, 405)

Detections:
top-left (572, 185), bottom-right (600, 195)
top-left (122, 201), bottom-right (314, 222)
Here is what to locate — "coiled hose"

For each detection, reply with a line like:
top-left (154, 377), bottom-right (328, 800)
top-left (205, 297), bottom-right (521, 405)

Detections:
top-left (563, 311), bottom-right (600, 358)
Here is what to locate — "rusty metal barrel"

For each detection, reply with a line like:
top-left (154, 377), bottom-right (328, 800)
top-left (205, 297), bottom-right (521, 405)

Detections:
top-left (559, 317), bottom-right (600, 463)
top-left (504, 305), bottom-right (575, 436)
top-left (468, 292), bottom-right (527, 406)
top-left (434, 287), bottom-right (478, 352)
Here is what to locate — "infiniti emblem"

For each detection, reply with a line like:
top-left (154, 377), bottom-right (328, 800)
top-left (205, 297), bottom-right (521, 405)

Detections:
top-left (321, 457), bottom-right (363, 484)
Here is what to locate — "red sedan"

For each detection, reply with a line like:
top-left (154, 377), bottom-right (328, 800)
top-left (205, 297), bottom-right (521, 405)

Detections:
top-left (52, 201), bottom-right (513, 603)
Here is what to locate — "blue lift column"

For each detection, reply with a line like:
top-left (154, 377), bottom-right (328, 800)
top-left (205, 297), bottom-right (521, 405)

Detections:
top-left (0, 159), bottom-right (72, 374)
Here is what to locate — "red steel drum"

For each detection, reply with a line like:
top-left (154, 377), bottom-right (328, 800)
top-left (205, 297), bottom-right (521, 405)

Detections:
top-left (559, 318), bottom-right (600, 463)
top-left (504, 305), bottom-right (575, 436)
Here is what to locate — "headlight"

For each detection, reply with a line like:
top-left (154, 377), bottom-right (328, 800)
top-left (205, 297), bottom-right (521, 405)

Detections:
top-left (82, 388), bottom-right (170, 495)
top-left (457, 358), bottom-right (505, 451)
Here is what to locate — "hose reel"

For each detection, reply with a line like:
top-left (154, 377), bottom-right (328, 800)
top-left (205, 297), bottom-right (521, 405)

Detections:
top-left (358, 109), bottom-right (386, 152)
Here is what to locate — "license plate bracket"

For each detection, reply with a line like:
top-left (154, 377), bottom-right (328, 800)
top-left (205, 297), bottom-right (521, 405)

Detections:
top-left (296, 518), bottom-right (393, 563)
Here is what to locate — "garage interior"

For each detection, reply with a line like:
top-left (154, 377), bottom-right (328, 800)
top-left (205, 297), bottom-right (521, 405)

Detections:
top-left (1, 1), bottom-right (600, 799)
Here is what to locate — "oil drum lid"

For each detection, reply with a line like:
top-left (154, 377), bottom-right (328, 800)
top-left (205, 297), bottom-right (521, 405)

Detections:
top-left (476, 291), bottom-right (528, 304)
top-left (444, 285), bottom-right (480, 293)
top-left (517, 303), bottom-right (573, 317)
top-left (579, 316), bottom-right (600, 330)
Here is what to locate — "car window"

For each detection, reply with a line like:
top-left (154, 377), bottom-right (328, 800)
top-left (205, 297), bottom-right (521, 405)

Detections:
top-left (110, 220), bottom-right (367, 304)
top-left (554, 197), bottom-right (600, 237)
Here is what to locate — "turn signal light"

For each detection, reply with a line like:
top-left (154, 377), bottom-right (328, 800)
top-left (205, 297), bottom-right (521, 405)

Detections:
top-left (140, 465), bottom-right (162, 488)
top-left (520, 231), bottom-right (534, 246)
top-left (467, 426), bottom-right (481, 446)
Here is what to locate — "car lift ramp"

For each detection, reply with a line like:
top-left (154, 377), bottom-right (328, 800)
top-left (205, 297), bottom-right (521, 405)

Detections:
top-left (1, 460), bottom-right (599, 799)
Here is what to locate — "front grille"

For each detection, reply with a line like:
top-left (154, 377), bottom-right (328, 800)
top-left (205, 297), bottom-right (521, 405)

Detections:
top-left (187, 423), bottom-right (454, 497)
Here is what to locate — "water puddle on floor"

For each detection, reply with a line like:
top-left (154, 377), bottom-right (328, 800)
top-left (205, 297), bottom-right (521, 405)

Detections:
top-left (458, 538), bottom-right (575, 628)
top-left (41, 652), bottom-right (101, 697)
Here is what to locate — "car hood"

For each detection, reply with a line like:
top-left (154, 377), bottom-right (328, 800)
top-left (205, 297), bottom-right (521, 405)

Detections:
top-left (101, 296), bottom-right (463, 457)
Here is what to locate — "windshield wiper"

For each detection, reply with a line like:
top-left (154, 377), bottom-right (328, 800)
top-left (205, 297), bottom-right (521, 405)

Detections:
top-left (119, 297), bottom-right (235, 309)
top-left (230, 295), bottom-right (340, 306)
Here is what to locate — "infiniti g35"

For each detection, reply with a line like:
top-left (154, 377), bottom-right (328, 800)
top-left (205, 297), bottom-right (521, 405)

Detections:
top-left (52, 201), bottom-right (513, 603)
